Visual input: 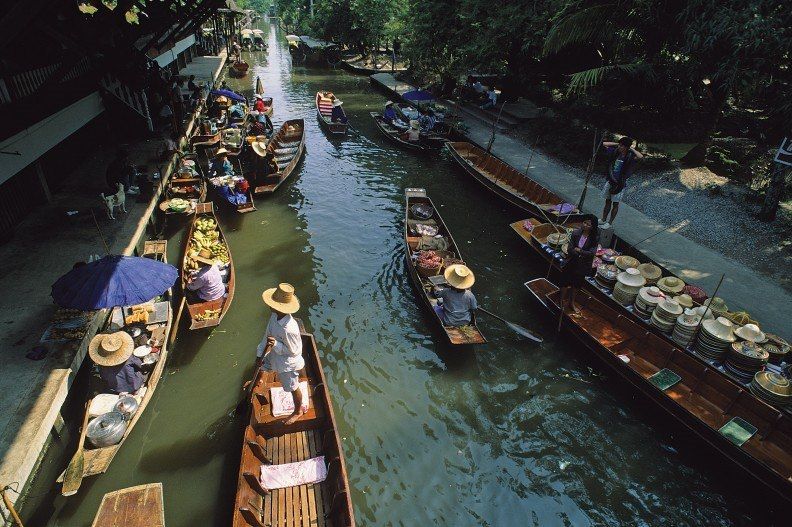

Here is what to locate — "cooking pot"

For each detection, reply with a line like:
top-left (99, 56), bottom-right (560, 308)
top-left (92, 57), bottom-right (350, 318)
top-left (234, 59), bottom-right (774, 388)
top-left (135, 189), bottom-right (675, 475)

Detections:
top-left (113, 396), bottom-right (140, 419)
top-left (86, 411), bottom-right (127, 448)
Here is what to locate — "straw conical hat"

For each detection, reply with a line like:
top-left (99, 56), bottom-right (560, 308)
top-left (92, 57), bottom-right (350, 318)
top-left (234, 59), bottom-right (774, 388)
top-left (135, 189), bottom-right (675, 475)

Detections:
top-left (702, 316), bottom-right (736, 342)
top-left (615, 255), bottom-right (639, 271)
top-left (735, 323), bottom-right (767, 343)
top-left (215, 147), bottom-right (229, 156)
top-left (657, 276), bottom-right (685, 294)
top-left (444, 264), bottom-right (475, 289)
top-left (89, 331), bottom-right (134, 367)
top-left (193, 248), bottom-right (215, 266)
top-left (617, 268), bottom-right (646, 288)
top-left (262, 283), bottom-right (300, 314)
top-left (637, 262), bottom-right (662, 282)
top-left (673, 294), bottom-right (693, 308)
top-left (251, 139), bottom-right (269, 157)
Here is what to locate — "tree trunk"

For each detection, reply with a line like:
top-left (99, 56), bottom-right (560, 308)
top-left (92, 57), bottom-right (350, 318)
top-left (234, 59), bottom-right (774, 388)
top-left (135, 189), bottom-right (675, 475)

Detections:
top-left (682, 82), bottom-right (730, 166)
top-left (758, 163), bottom-right (790, 222)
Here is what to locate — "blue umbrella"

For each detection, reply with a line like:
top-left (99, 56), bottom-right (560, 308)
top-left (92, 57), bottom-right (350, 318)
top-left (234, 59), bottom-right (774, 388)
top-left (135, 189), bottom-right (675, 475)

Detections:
top-left (402, 89), bottom-right (434, 102)
top-left (51, 255), bottom-right (178, 310)
top-left (210, 89), bottom-right (246, 103)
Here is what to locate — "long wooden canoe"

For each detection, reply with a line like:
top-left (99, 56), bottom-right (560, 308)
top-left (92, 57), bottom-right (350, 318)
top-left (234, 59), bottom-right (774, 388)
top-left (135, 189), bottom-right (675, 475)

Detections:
top-left (92, 483), bottom-right (165, 527)
top-left (233, 326), bottom-right (355, 527)
top-left (316, 92), bottom-right (348, 135)
top-left (161, 175), bottom-right (207, 216)
top-left (446, 142), bottom-right (583, 221)
top-left (253, 118), bottom-right (305, 195)
top-left (207, 155), bottom-right (256, 214)
top-left (526, 277), bottom-right (792, 505)
top-left (370, 112), bottom-right (444, 153)
top-left (60, 243), bottom-right (173, 496)
top-left (404, 188), bottom-right (486, 346)
top-left (182, 202), bottom-right (235, 329)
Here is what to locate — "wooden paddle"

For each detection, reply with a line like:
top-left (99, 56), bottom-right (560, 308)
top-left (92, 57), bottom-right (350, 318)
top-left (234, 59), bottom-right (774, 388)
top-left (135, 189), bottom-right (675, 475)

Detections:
top-left (169, 296), bottom-right (186, 347)
top-left (478, 307), bottom-right (543, 343)
top-left (61, 403), bottom-right (91, 497)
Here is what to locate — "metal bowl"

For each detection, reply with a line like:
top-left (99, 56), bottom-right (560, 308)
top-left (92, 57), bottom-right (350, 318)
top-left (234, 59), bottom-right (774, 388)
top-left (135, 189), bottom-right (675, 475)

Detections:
top-left (753, 372), bottom-right (792, 397)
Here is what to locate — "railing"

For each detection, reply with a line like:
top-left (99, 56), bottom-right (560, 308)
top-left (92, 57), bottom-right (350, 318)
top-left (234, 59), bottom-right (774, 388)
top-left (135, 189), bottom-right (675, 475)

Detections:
top-left (99, 73), bottom-right (153, 131)
top-left (0, 56), bottom-right (92, 105)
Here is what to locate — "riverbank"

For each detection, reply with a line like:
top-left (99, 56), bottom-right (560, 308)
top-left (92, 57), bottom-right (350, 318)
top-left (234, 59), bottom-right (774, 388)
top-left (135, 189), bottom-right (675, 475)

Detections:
top-left (0, 52), bottom-right (226, 519)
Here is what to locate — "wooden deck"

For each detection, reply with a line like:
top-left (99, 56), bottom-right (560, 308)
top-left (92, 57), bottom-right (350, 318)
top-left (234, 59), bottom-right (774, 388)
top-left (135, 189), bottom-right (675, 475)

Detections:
top-left (92, 483), bottom-right (164, 527)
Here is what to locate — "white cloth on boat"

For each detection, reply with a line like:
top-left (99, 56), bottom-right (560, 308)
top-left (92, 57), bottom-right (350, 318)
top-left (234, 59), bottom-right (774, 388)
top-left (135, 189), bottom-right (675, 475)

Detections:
top-left (270, 381), bottom-right (310, 416)
top-left (260, 456), bottom-right (327, 490)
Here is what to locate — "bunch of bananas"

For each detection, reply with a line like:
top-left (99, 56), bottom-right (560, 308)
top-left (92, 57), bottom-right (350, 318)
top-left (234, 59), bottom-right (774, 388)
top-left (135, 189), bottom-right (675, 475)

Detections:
top-left (196, 308), bottom-right (221, 321)
top-left (195, 216), bottom-right (217, 233)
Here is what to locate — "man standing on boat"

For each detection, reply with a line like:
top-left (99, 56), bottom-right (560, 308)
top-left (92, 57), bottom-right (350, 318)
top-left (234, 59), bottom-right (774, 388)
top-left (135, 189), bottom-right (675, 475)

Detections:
top-left (256, 283), bottom-right (306, 425)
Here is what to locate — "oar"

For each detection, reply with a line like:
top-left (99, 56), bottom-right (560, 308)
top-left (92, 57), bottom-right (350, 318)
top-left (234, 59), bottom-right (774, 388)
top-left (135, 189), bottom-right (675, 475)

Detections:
top-left (169, 296), bottom-right (186, 348)
top-left (61, 403), bottom-right (91, 497)
top-left (235, 358), bottom-right (264, 414)
top-left (477, 307), bottom-right (543, 342)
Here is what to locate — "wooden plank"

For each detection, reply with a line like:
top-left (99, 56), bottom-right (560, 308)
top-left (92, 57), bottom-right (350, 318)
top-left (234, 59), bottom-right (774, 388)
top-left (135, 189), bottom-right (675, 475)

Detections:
top-left (297, 431), bottom-right (311, 527)
top-left (303, 430), bottom-right (318, 526)
top-left (277, 434), bottom-right (286, 527)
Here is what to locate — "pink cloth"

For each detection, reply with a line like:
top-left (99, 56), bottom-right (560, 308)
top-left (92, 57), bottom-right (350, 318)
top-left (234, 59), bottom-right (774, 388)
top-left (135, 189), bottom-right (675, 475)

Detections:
top-left (260, 456), bottom-right (327, 490)
top-left (577, 235), bottom-right (588, 248)
top-left (270, 381), bottom-right (309, 417)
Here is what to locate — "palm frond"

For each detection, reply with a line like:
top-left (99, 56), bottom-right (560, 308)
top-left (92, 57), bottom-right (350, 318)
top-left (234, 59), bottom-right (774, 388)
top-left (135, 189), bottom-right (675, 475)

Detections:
top-left (543, 4), bottom-right (616, 57)
top-left (566, 63), bottom-right (653, 94)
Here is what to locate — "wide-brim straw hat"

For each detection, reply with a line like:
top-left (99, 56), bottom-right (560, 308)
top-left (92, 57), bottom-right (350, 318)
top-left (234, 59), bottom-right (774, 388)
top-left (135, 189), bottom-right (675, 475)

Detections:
top-left (617, 268), bottom-right (646, 288)
top-left (385, 100), bottom-right (394, 106)
top-left (216, 95), bottom-right (229, 104)
top-left (638, 286), bottom-right (663, 304)
top-left (673, 294), bottom-right (694, 308)
top-left (333, 99), bottom-right (344, 107)
top-left (657, 276), bottom-right (685, 294)
top-left (410, 120), bottom-right (420, 130)
top-left (254, 94), bottom-right (264, 100)
top-left (637, 262), bottom-right (662, 282)
top-left (657, 298), bottom-right (683, 316)
top-left (89, 331), bottom-right (134, 367)
top-left (251, 140), bottom-right (269, 157)
top-left (735, 323), bottom-right (767, 343)
top-left (444, 264), bottom-right (475, 289)
top-left (194, 248), bottom-right (215, 266)
top-left (615, 255), bottom-right (639, 271)
top-left (262, 283), bottom-right (300, 314)
top-left (215, 147), bottom-right (229, 156)
top-left (704, 296), bottom-right (728, 313)
top-left (702, 316), bottom-right (736, 342)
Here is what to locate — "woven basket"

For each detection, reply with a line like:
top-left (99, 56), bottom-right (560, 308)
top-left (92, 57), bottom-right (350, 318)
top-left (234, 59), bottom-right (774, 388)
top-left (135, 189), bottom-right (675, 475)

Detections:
top-left (531, 223), bottom-right (568, 245)
top-left (417, 262), bottom-right (442, 278)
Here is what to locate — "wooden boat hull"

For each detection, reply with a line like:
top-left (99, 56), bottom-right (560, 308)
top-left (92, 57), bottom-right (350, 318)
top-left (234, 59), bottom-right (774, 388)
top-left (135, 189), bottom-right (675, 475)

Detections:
top-left (446, 142), bottom-right (583, 221)
top-left (253, 118), bottom-right (305, 195)
top-left (526, 278), bottom-right (792, 505)
top-left (229, 62), bottom-right (250, 77)
top-left (316, 92), bottom-right (348, 135)
top-left (370, 112), bottom-right (442, 153)
top-left (182, 202), bottom-right (235, 329)
top-left (404, 188), bottom-right (486, 345)
top-left (162, 177), bottom-right (207, 216)
top-left (92, 483), bottom-right (164, 527)
top-left (232, 327), bottom-right (355, 527)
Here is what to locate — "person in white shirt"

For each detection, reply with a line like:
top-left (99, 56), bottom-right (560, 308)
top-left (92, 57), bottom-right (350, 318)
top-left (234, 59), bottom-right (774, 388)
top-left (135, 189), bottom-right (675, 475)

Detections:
top-left (255, 283), bottom-right (305, 425)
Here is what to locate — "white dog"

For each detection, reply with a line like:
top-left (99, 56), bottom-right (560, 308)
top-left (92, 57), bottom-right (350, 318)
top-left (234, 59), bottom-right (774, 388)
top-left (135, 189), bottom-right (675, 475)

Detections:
top-left (100, 183), bottom-right (127, 219)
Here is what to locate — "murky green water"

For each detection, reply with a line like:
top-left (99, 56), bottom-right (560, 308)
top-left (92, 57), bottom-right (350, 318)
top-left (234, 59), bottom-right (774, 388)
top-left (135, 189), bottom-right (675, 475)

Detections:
top-left (27, 23), bottom-right (772, 527)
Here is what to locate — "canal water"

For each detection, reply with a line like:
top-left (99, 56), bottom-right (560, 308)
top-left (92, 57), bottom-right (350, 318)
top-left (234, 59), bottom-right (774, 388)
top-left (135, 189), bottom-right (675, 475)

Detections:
top-left (28, 22), bottom-right (769, 527)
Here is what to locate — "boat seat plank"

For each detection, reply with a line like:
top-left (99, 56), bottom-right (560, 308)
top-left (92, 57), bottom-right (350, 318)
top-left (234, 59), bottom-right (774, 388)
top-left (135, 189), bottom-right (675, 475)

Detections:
top-left (92, 483), bottom-right (165, 527)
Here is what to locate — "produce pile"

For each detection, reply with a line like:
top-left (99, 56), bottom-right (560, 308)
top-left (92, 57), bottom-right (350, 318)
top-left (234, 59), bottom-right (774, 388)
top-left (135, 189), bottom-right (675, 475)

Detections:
top-left (196, 308), bottom-right (221, 321)
top-left (185, 216), bottom-right (229, 271)
top-left (168, 198), bottom-right (189, 212)
top-left (416, 250), bottom-right (442, 269)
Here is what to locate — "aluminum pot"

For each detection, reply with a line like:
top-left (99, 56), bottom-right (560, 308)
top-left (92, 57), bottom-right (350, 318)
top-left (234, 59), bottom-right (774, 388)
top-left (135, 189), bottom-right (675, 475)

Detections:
top-left (86, 411), bottom-right (127, 448)
top-left (113, 396), bottom-right (139, 420)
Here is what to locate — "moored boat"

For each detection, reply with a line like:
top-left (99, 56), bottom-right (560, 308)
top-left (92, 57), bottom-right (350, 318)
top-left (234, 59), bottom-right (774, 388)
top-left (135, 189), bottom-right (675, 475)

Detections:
top-left (525, 277), bottom-right (792, 505)
top-left (370, 112), bottom-right (444, 153)
top-left (252, 29), bottom-right (266, 50)
top-left (403, 188), bottom-right (486, 346)
top-left (59, 243), bottom-right (173, 497)
top-left (446, 142), bottom-right (583, 221)
top-left (92, 483), bottom-right (165, 527)
top-left (229, 60), bottom-right (250, 78)
top-left (232, 325), bottom-right (355, 527)
top-left (160, 160), bottom-right (207, 216)
top-left (316, 91), bottom-right (348, 135)
top-left (182, 202), bottom-right (235, 329)
top-left (252, 118), bottom-right (305, 194)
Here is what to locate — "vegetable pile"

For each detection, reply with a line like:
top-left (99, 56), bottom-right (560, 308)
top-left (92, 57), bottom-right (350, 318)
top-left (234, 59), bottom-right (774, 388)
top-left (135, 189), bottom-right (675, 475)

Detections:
top-left (416, 250), bottom-right (442, 269)
top-left (185, 216), bottom-right (229, 270)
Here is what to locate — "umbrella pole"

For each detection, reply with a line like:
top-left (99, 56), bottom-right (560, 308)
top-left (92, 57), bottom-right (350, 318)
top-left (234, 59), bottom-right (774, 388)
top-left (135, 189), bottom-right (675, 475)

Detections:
top-left (90, 208), bottom-right (111, 254)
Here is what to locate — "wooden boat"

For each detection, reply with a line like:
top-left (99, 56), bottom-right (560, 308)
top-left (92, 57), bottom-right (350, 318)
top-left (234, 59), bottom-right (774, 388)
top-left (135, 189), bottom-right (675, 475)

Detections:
top-left (316, 92), bottom-right (348, 135)
top-left (222, 126), bottom-right (248, 157)
top-left (241, 29), bottom-right (254, 50)
top-left (253, 118), bottom-right (305, 195)
top-left (191, 119), bottom-right (222, 149)
top-left (60, 243), bottom-right (173, 497)
top-left (182, 202), bottom-right (235, 329)
top-left (232, 325), bottom-right (355, 527)
top-left (446, 142), bottom-right (584, 221)
top-left (252, 29), bottom-right (266, 50)
top-left (161, 164), bottom-right (207, 216)
top-left (370, 112), bottom-right (444, 153)
top-left (92, 483), bottom-right (164, 527)
top-left (403, 188), bottom-right (486, 346)
top-left (230, 60), bottom-right (250, 78)
top-left (207, 155), bottom-right (256, 214)
top-left (526, 277), bottom-right (792, 505)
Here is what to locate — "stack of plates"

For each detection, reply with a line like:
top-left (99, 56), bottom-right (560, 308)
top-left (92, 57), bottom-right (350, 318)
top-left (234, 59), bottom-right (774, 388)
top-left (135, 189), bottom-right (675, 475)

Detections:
top-left (725, 341), bottom-right (769, 381)
top-left (612, 268), bottom-right (646, 306)
top-left (595, 264), bottom-right (619, 291)
top-left (651, 299), bottom-right (683, 334)
top-left (672, 310), bottom-right (701, 348)
top-left (694, 317), bottom-right (736, 361)
top-left (634, 286), bottom-right (663, 318)
top-left (749, 372), bottom-right (792, 409)
top-left (615, 255), bottom-right (639, 272)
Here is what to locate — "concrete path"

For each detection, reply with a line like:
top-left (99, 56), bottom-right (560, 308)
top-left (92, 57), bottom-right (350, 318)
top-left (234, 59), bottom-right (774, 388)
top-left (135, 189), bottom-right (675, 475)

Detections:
top-left (0, 53), bottom-right (224, 515)
top-left (460, 119), bottom-right (792, 337)
top-left (370, 73), bottom-right (417, 101)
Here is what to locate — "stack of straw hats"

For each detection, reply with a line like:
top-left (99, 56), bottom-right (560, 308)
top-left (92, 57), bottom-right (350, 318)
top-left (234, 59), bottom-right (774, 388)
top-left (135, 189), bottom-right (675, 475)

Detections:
top-left (615, 255), bottom-right (639, 272)
top-left (634, 286), bottom-right (663, 318)
top-left (673, 294), bottom-right (694, 309)
top-left (725, 341), bottom-right (769, 381)
top-left (637, 263), bottom-right (662, 285)
top-left (672, 309), bottom-right (701, 348)
top-left (734, 323), bottom-right (767, 344)
top-left (750, 372), bottom-right (792, 409)
top-left (692, 305), bottom-right (715, 322)
top-left (595, 264), bottom-right (619, 291)
top-left (657, 276), bottom-right (685, 295)
top-left (703, 297), bottom-right (728, 318)
top-left (613, 268), bottom-right (646, 306)
top-left (694, 316), bottom-right (736, 361)
top-left (651, 298), bottom-right (683, 334)
top-left (763, 334), bottom-right (790, 365)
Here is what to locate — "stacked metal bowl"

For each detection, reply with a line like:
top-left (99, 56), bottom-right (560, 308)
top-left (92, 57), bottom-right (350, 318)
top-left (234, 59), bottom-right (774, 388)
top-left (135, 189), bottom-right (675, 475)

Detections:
top-left (546, 232), bottom-right (569, 251)
top-left (764, 334), bottom-right (790, 365)
top-left (694, 316), bottom-right (737, 361)
top-left (634, 286), bottom-right (663, 318)
top-left (613, 268), bottom-right (646, 306)
top-left (651, 298), bottom-right (683, 334)
top-left (595, 264), bottom-right (619, 291)
top-left (725, 341), bottom-right (769, 382)
top-left (750, 372), bottom-right (792, 409)
top-left (672, 309), bottom-right (701, 348)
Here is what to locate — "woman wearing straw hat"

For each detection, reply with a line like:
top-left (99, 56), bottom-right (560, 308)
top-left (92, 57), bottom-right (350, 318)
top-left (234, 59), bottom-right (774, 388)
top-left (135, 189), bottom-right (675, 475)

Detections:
top-left (256, 283), bottom-right (306, 425)
top-left (89, 332), bottom-right (144, 395)
top-left (435, 264), bottom-right (478, 327)
top-left (401, 120), bottom-right (421, 143)
top-left (330, 98), bottom-right (348, 124)
top-left (186, 249), bottom-right (226, 302)
top-left (560, 214), bottom-right (599, 314)
top-left (209, 148), bottom-right (233, 177)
